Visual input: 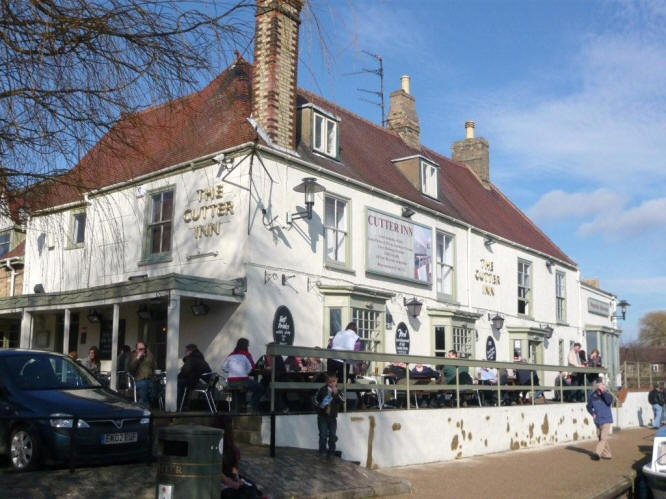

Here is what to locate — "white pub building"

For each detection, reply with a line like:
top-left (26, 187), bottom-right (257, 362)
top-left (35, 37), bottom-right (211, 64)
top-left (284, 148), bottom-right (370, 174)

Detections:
top-left (0, 0), bottom-right (625, 411)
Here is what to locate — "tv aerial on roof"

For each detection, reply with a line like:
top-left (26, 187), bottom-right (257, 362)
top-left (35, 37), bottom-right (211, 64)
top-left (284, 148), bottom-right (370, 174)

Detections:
top-left (344, 50), bottom-right (385, 126)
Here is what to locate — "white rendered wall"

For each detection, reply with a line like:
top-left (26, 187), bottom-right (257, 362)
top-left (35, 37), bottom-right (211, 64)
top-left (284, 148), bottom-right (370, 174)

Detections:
top-left (261, 404), bottom-right (597, 468)
top-left (615, 390), bottom-right (654, 429)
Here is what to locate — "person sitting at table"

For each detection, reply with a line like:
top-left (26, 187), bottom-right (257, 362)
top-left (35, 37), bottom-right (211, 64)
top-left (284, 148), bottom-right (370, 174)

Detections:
top-left (515, 360), bottom-right (543, 404)
top-left (177, 343), bottom-right (211, 411)
top-left (82, 345), bottom-right (101, 374)
top-left (258, 345), bottom-right (288, 412)
top-left (128, 341), bottom-right (156, 407)
top-left (302, 357), bottom-right (323, 373)
top-left (285, 356), bottom-right (304, 372)
top-left (477, 367), bottom-right (498, 406)
top-left (441, 350), bottom-right (470, 385)
top-left (411, 364), bottom-right (441, 407)
top-left (327, 322), bottom-right (361, 382)
top-left (222, 338), bottom-right (263, 412)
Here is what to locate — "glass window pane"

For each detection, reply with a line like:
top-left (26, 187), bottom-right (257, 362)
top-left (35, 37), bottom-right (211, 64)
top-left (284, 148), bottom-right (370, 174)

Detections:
top-left (150, 227), bottom-right (161, 254)
top-left (325, 228), bottom-right (336, 260)
top-left (161, 223), bottom-right (172, 252)
top-left (336, 232), bottom-right (346, 261)
top-left (335, 200), bottom-right (346, 230)
top-left (326, 119), bottom-right (336, 155)
top-left (324, 197), bottom-right (335, 226)
top-left (74, 213), bottom-right (86, 244)
top-left (314, 115), bottom-right (323, 150)
top-left (162, 191), bottom-right (174, 221)
top-left (151, 194), bottom-right (162, 223)
top-left (435, 326), bottom-right (445, 350)
top-left (329, 308), bottom-right (341, 339)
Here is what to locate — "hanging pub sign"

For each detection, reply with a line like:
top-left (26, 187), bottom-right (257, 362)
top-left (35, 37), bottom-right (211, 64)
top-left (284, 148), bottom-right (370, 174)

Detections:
top-left (395, 322), bottom-right (410, 355)
top-left (486, 336), bottom-right (496, 361)
top-left (272, 306), bottom-right (294, 345)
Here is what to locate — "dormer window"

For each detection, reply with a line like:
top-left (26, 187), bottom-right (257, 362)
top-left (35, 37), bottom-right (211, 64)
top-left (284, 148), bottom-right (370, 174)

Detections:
top-left (313, 111), bottom-right (338, 158)
top-left (420, 160), bottom-right (438, 198)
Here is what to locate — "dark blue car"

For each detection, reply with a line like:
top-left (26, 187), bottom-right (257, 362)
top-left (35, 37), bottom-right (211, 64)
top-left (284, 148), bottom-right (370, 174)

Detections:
top-left (0, 349), bottom-right (151, 471)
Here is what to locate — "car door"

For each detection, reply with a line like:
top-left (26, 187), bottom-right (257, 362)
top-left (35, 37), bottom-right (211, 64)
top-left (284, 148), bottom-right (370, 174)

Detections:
top-left (0, 378), bottom-right (12, 455)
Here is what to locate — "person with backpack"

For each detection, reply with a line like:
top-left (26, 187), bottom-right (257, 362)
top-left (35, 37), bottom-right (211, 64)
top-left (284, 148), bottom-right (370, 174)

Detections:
top-left (314, 373), bottom-right (345, 457)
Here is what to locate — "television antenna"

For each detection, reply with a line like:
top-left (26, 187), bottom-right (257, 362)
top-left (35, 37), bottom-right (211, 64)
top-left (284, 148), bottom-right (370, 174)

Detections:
top-left (344, 50), bottom-right (385, 126)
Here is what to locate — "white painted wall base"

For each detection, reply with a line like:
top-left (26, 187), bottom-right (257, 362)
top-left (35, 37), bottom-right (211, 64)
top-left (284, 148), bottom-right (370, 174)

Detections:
top-left (261, 404), bottom-right (598, 468)
top-left (615, 390), bottom-right (653, 429)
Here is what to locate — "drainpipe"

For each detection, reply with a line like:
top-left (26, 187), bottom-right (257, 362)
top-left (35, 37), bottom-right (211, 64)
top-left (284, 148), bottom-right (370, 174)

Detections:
top-left (466, 227), bottom-right (472, 311)
top-left (6, 259), bottom-right (16, 296)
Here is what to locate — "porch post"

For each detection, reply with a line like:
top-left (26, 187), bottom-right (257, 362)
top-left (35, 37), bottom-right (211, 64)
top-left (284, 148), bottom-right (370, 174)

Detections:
top-left (63, 309), bottom-right (71, 354)
top-left (110, 304), bottom-right (120, 390)
top-left (20, 310), bottom-right (32, 348)
top-left (165, 293), bottom-right (181, 411)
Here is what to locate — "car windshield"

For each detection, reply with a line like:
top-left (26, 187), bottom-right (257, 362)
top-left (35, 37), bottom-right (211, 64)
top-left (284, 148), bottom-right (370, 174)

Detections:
top-left (0, 353), bottom-right (102, 390)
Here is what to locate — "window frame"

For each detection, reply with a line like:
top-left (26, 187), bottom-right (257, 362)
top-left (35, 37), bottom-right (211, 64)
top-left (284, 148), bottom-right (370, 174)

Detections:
top-left (555, 270), bottom-right (566, 323)
top-left (141, 185), bottom-right (175, 264)
top-left (435, 231), bottom-right (455, 301)
top-left (66, 210), bottom-right (87, 249)
top-left (419, 160), bottom-right (439, 199)
top-left (0, 230), bottom-right (11, 258)
top-left (323, 194), bottom-right (351, 269)
top-left (312, 110), bottom-right (340, 159)
top-left (517, 258), bottom-right (532, 317)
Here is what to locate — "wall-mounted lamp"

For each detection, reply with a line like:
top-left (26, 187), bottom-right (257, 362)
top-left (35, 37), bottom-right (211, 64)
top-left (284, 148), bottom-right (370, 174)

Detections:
top-left (540, 324), bottom-right (554, 339)
top-left (281, 273), bottom-right (296, 286)
top-left (484, 236), bottom-right (495, 248)
top-left (191, 300), bottom-right (210, 316)
top-left (33, 283), bottom-right (45, 294)
top-left (404, 297), bottom-right (423, 317)
top-left (287, 177), bottom-right (326, 224)
top-left (386, 311), bottom-right (394, 329)
top-left (87, 310), bottom-right (102, 323)
top-left (137, 305), bottom-right (152, 320)
top-left (612, 299), bottom-right (631, 320)
top-left (546, 259), bottom-right (555, 270)
top-left (401, 206), bottom-right (415, 218)
top-left (488, 313), bottom-right (505, 331)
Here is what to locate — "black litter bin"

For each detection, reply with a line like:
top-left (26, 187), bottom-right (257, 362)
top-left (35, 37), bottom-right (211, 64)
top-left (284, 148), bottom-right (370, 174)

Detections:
top-left (156, 424), bottom-right (224, 499)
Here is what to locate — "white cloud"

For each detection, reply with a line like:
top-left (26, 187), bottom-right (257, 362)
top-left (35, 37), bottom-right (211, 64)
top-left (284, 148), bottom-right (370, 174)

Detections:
top-left (577, 197), bottom-right (666, 240)
top-left (527, 188), bottom-right (626, 223)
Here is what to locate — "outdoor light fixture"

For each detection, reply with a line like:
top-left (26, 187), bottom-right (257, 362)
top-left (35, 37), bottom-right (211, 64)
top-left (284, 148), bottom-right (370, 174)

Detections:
top-left (386, 311), bottom-right (394, 329)
top-left (288, 177), bottom-right (326, 223)
top-left (404, 297), bottom-right (423, 317)
top-left (136, 305), bottom-right (152, 321)
top-left (191, 300), bottom-right (210, 317)
top-left (546, 259), bottom-right (555, 270)
top-left (488, 313), bottom-right (505, 331)
top-left (87, 310), bottom-right (101, 323)
top-left (484, 236), bottom-right (495, 248)
top-left (540, 324), bottom-right (554, 339)
top-left (612, 299), bottom-right (631, 320)
top-left (401, 206), bottom-right (415, 218)
top-left (33, 283), bottom-right (45, 294)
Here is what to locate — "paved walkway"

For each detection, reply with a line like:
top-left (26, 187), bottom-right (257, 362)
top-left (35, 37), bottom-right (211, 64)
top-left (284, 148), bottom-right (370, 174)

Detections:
top-left (0, 427), bottom-right (653, 498)
top-left (379, 427), bottom-right (654, 499)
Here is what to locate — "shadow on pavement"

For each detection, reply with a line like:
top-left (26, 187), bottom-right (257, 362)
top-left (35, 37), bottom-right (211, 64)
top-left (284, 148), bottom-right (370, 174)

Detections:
top-left (565, 445), bottom-right (597, 458)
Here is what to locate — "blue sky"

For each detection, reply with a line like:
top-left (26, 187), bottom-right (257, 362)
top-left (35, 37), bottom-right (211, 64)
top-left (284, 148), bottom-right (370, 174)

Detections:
top-left (281, 0), bottom-right (665, 343)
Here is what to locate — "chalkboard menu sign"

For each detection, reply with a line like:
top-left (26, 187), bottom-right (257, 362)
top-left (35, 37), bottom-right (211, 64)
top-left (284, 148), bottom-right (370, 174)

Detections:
top-left (99, 319), bottom-right (126, 360)
top-left (486, 336), bottom-right (496, 361)
top-left (395, 322), bottom-right (410, 355)
top-left (273, 306), bottom-right (294, 345)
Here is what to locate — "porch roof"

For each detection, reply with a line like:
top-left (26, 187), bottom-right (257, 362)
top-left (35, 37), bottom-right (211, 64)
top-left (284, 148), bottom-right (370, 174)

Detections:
top-left (0, 273), bottom-right (245, 313)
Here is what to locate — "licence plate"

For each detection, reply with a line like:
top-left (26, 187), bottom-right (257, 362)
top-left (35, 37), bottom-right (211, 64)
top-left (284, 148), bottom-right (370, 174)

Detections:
top-left (101, 432), bottom-right (138, 445)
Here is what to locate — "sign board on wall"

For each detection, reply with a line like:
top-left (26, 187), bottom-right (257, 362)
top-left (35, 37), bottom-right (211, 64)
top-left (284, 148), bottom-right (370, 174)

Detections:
top-left (485, 336), bottom-right (496, 361)
top-left (588, 298), bottom-right (610, 317)
top-left (395, 322), bottom-right (410, 355)
top-left (366, 208), bottom-right (432, 283)
top-left (272, 306), bottom-right (294, 345)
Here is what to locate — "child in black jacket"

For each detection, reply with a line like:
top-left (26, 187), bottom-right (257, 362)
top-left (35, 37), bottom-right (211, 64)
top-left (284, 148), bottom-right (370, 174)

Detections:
top-left (314, 374), bottom-right (345, 457)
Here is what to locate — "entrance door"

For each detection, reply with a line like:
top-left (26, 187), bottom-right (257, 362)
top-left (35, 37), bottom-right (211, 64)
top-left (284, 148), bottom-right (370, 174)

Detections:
top-left (139, 304), bottom-right (167, 370)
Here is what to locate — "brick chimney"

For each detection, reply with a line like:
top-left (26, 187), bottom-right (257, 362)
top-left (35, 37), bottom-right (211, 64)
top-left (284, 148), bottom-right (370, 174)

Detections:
top-left (252, 0), bottom-right (303, 150)
top-left (387, 75), bottom-right (420, 149)
top-left (452, 121), bottom-right (490, 186)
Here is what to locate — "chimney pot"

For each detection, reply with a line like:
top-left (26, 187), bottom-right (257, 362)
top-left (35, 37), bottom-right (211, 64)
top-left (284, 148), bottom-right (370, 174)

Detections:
top-left (401, 75), bottom-right (410, 94)
top-left (465, 121), bottom-right (475, 139)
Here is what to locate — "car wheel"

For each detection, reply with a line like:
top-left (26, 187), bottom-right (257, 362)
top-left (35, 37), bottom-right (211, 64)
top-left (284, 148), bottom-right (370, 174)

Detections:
top-left (9, 426), bottom-right (41, 471)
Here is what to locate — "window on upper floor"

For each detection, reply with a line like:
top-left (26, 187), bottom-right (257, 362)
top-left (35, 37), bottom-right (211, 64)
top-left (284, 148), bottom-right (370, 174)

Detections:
top-left (436, 232), bottom-right (454, 299)
top-left (517, 259), bottom-right (531, 315)
top-left (556, 271), bottom-right (566, 322)
top-left (69, 211), bottom-right (86, 248)
top-left (324, 195), bottom-right (348, 266)
top-left (313, 111), bottom-right (338, 158)
top-left (420, 160), bottom-right (438, 198)
top-left (146, 189), bottom-right (174, 259)
top-left (0, 231), bottom-right (10, 258)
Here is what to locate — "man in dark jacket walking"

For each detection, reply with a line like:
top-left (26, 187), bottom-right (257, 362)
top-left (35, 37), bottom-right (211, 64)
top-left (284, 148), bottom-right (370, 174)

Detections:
top-left (649, 383), bottom-right (665, 429)
top-left (315, 374), bottom-right (345, 457)
top-left (177, 344), bottom-right (211, 410)
top-left (586, 381), bottom-right (614, 460)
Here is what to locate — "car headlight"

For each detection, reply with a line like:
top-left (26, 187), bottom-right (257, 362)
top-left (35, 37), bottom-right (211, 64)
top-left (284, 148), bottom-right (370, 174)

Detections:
top-left (49, 414), bottom-right (90, 428)
top-left (140, 409), bottom-right (151, 425)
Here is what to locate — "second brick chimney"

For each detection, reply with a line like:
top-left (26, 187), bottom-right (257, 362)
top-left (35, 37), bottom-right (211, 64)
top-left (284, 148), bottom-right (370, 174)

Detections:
top-left (252, 0), bottom-right (303, 150)
top-left (452, 121), bottom-right (490, 186)
top-left (387, 75), bottom-right (420, 149)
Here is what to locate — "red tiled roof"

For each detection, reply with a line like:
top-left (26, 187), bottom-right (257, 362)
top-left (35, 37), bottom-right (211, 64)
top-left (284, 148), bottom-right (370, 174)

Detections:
top-left (32, 60), bottom-right (256, 210)
top-left (2, 240), bottom-right (25, 260)
top-left (297, 90), bottom-right (575, 266)
top-left (32, 60), bottom-right (574, 265)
